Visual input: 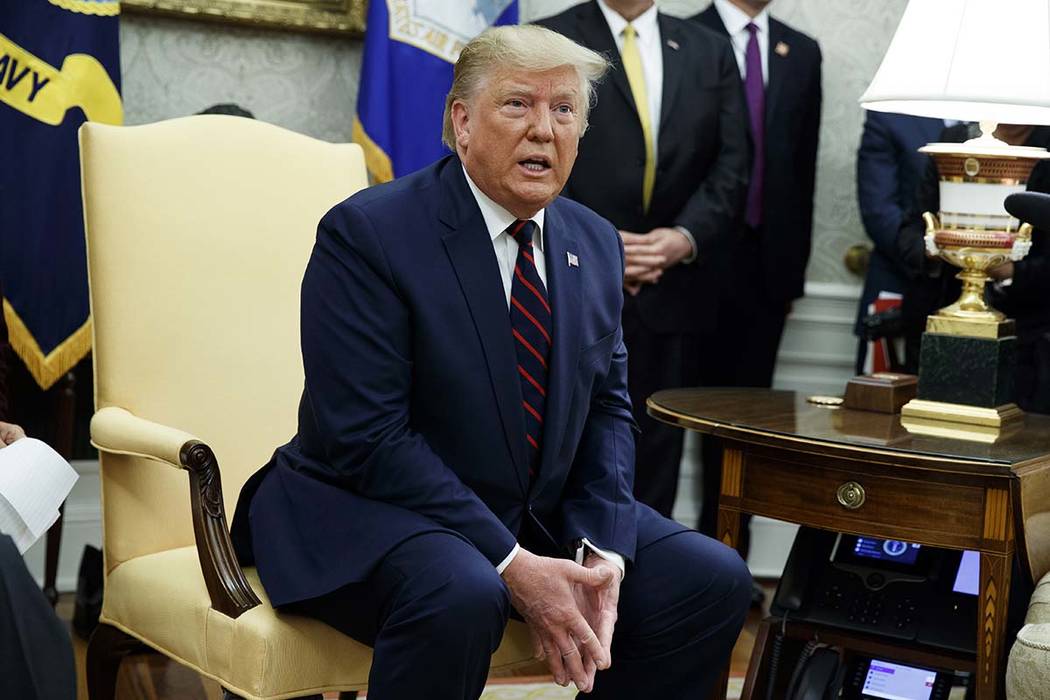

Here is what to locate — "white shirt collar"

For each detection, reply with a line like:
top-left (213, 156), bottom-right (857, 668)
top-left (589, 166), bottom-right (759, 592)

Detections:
top-left (713, 0), bottom-right (769, 38)
top-left (596, 0), bottom-right (660, 42)
top-left (462, 166), bottom-right (545, 250)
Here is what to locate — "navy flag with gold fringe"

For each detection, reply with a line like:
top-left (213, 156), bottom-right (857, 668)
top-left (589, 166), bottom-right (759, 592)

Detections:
top-left (0, 0), bottom-right (122, 389)
top-left (353, 0), bottom-right (517, 183)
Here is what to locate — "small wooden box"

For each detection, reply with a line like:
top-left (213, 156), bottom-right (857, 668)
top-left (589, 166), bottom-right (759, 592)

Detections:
top-left (843, 372), bottom-right (918, 414)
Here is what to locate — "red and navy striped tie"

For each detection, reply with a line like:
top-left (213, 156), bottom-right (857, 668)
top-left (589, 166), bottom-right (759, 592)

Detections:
top-left (508, 219), bottom-right (551, 481)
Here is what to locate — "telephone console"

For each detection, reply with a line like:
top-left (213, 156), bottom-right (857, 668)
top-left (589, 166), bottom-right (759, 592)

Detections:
top-left (772, 528), bottom-right (978, 654)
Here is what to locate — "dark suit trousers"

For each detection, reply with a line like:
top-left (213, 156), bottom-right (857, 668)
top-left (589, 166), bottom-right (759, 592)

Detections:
top-left (283, 507), bottom-right (750, 700)
top-left (698, 232), bottom-right (789, 555)
top-left (622, 300), bottom-right (702, 517)
top-left (0, 535), bottom-right (76, 700)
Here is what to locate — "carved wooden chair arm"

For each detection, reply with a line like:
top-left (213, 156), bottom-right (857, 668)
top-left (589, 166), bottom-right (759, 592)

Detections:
top-left (90, 406), bottom-right (261, 618)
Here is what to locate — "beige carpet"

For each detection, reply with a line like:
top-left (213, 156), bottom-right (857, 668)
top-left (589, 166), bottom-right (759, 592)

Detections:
top-left (478, 678), bottom-right (744, 699)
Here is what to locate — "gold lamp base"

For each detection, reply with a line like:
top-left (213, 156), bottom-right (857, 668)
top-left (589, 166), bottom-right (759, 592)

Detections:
top-left (900, 399), bottom-right (1023, 443)
top-left (919, 134), bottom-right (1046, 338)
top-left (925, 314), bottom-right (1015, 340)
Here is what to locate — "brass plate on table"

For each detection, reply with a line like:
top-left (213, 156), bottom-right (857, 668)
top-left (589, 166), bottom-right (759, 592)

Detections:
top-left (122, 0), bottom-right (366, 36)
top-left (806, 395), bottom-right (843, 408)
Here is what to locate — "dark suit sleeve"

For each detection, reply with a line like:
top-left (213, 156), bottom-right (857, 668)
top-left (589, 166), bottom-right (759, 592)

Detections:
top-left (559, 230), bottom-right (638, 563)
top-left (1010, 243), bottom-right (1050, 300)
top-left (799, 43), bottom-right (822, 242)
top-left (896, 157), bottom-right (941, 281)
top-left (0, 284), bottom-right (9, 422)
top-left (858, 112), bottom-right (908, 261)
top-left (672, 39), bottom-right (749, 252)
top-left (298, 202), bottom-right (517, 567)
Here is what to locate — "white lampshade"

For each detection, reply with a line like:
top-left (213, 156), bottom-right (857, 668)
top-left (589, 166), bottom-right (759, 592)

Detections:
top-left (861, 0), bottom-right (1050, 125)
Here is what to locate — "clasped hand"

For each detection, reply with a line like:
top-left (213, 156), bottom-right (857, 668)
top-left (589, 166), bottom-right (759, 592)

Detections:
top-left (502, 549), bottom-right (620, 693)
top-left (620, 228), bottom-right (694, 296)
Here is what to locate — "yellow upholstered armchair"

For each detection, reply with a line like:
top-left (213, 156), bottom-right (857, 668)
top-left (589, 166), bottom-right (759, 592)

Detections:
top-left (80, 116), bottom-right (533, 700)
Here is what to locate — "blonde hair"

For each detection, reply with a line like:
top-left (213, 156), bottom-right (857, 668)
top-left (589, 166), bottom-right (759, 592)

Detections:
top-left (441, 24), bottom-right (609, 149)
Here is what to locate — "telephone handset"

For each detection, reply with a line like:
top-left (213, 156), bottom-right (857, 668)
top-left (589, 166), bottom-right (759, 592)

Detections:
top-left (785, 643), bottom-right (844, 700)
top-left (779, 644), bottom-right (960, 700)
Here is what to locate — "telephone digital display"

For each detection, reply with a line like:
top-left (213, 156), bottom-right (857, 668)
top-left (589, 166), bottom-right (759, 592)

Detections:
top-left (952, 550), bottom-right (980, 596)
top-left (850, 538), bottom-right (922, 566)
top-left (861, 660), bottom-right (935, 700)
top-left (840, 656), bottom-right (957, 700)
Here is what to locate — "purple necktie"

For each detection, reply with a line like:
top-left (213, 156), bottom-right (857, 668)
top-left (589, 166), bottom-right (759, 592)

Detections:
top-left (744, 22), bottom-right (765, 229)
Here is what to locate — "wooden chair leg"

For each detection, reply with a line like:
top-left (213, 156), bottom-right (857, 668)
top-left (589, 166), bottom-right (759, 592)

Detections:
top-left (43, 371), bottom-right (76, 606)
top-left (42, 502), bottom-right (64, 606)
top-left (87, 622), bottom-right (139, 700)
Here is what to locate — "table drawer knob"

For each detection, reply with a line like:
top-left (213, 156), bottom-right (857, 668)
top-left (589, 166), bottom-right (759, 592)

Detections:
top-left (837, 481), bottom-right (866, 510)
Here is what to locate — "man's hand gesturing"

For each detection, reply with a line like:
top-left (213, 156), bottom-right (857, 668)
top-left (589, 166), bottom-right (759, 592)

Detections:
top-left (502, 549), bottom-right (614, 692)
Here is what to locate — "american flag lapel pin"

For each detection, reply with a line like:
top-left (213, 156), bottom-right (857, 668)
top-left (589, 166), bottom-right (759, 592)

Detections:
top-left (567, 252), bottom-right (579, 268)
top-left (775, 41), bottom-right (790, 57)
top-left (666, 39), bottom-right (680, 51)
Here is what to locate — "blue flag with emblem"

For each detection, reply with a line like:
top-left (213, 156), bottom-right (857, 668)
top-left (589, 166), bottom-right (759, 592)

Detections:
top-left (0, 0), bottom-right (121, 389)
top-left (353, 0), bottom-right (517, 183)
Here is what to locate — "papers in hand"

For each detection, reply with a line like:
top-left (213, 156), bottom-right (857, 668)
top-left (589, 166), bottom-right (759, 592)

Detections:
top-left (0, 438), bottom-right (78, 554)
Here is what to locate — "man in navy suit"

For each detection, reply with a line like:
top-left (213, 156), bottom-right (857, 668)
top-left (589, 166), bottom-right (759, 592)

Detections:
top-left (231, 25), bottom-right (750, 700)
top-left (854, 111), bottom-right (944, 372)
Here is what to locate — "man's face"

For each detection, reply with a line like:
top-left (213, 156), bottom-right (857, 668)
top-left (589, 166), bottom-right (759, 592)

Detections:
top-left (453, 65), bottom-right (582, 218)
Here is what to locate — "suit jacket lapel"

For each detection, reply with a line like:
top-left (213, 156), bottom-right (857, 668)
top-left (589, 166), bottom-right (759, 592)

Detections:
top-left (535, 202), bottom-right (580, 493)
top-left (765, 19), bottom-right (787, 130)
top-left (439, 163), bottom-right (529, 495)
top-left (577, 1), bottom-right (634, 112)
top-left (697, 5), bottom-right (730, 37)
top-left (657, 15), bottom-right (684, 137)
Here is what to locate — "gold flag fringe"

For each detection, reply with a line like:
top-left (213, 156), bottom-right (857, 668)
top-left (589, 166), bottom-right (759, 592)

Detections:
top-left (352, 115), bottom-right (395, 184)
top-left (3, 298), bottom-right (92, 390)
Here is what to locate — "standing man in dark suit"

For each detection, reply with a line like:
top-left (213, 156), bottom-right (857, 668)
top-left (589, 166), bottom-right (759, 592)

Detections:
top-left (232, 25), bottom-right (750, 700)
top-left (693, 0), bottom-right (822, 558)
top-left (536, 0), bottom-right (749, 518)
top-left (854, 111), bottom-right (945, 373)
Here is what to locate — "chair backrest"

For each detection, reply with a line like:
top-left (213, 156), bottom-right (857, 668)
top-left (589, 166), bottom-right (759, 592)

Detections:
top-left (81, 116), bottom-right (367, 570)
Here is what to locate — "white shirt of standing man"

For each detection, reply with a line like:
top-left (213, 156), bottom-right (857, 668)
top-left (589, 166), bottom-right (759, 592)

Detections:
top-left (597, 0), bottom-right (697, 295)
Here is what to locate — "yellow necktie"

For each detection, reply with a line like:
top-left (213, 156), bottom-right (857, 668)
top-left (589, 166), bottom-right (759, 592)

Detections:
top-left (621, 24), bottom-right (655, 212)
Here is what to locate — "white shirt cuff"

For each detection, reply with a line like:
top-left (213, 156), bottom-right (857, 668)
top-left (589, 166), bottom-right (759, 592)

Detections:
top-left (674, 226), bottom-right (698, 264)
top-left (575, 538), bottom-right (626, 580)
top-left (496, 543), bottom-right (521, 575)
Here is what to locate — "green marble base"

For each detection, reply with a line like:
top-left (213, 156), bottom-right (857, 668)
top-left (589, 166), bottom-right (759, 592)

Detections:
top-left (917, 332), bottom-right (1015, 408)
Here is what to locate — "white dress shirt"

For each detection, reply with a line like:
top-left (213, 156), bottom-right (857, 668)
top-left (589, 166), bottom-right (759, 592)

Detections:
top-left (597, 0), bottom-right (663, 156)
top-left (463, 168), bottom-right (626, 579)
top-left (713, 0), bottom-right (770, 85)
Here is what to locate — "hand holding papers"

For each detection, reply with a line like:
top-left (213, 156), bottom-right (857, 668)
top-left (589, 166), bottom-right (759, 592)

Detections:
top-left (0, 436), bottom-right (78, 554)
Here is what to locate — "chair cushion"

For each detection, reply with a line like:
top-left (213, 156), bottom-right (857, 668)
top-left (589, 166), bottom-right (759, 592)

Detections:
top-left (101, 546), bottom-right (535, 700)
top-left (1027, 570), bottom-right (1050, 624)
top-left (1006, 623), bottom-right (1050, 699)
top-left (1005, 571), bottom-right (1050, 699)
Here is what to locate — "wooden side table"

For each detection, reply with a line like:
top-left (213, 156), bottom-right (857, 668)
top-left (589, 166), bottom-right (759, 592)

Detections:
top-left (648, 388), bottom-right (1050, 700)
